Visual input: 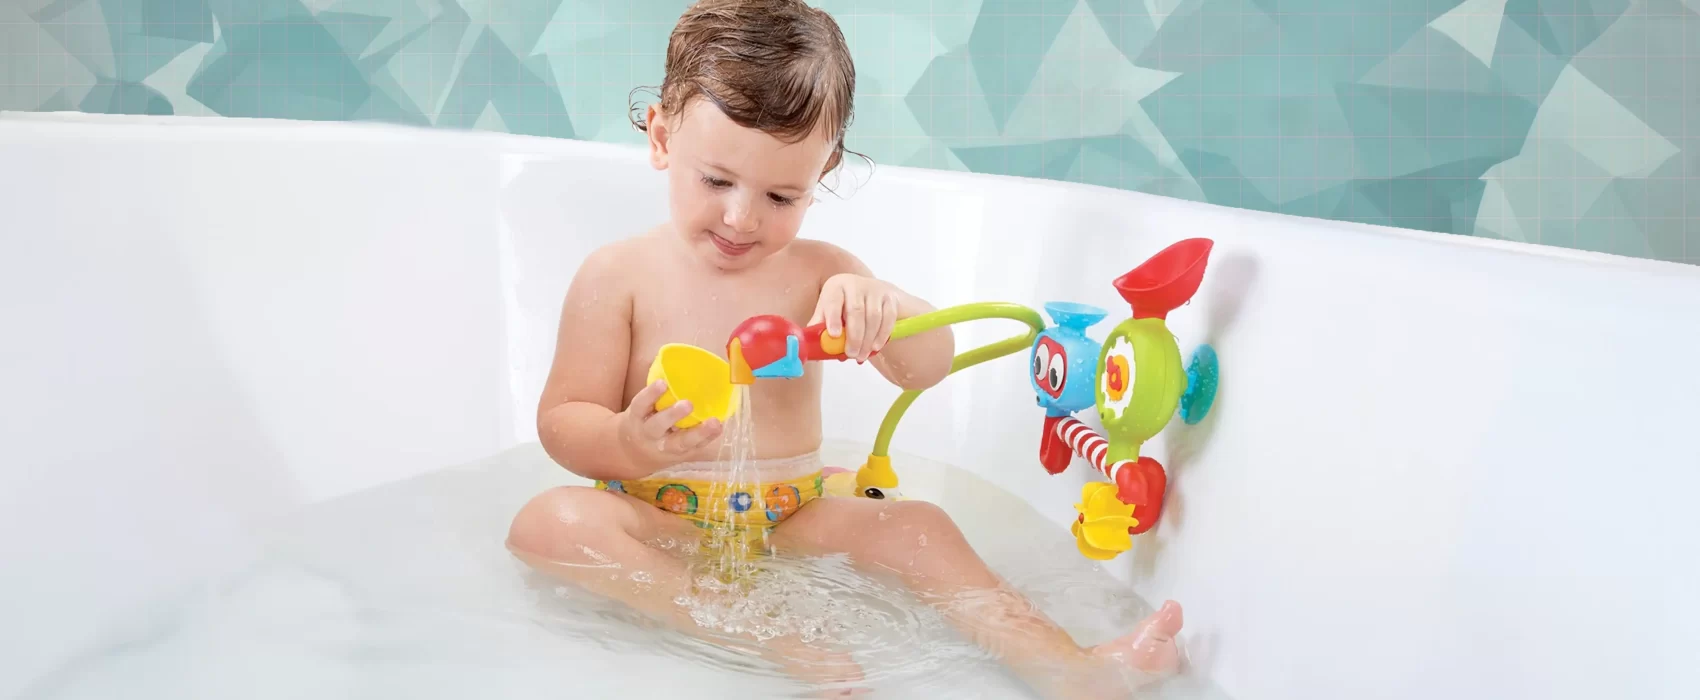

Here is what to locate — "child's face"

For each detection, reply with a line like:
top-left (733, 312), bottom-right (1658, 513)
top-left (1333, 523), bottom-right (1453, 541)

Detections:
top-left (647, 100), bottom-right (835, 271)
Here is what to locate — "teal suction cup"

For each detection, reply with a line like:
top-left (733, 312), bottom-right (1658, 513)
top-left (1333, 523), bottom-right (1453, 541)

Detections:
top-left (1178, 344), bottom-right (1218, 425)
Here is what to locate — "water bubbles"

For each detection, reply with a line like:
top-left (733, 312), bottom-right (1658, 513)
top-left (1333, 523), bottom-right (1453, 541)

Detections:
top-left (630, 571), bottom-right (654, 584)
top-left (876, 511), bottom-right (891, 521)
top-left (917, 534), bottom-right (928, 548)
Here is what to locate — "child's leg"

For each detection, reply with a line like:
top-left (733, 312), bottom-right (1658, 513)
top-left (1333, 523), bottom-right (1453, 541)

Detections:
top-left (506, 486), bottom-right (864, 694)
top-left (771, 497), bottom-right (1182, 700)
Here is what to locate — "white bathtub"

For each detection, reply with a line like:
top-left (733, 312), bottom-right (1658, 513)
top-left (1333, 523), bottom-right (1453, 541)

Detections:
top-left (3, 112), bottom-right (1698, 700)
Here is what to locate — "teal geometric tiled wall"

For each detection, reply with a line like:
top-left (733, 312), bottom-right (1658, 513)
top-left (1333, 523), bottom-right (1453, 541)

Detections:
top-left (3, 0), bottom-right (1695, 264)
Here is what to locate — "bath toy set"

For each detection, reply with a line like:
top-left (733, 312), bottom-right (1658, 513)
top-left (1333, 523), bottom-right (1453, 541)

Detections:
top-left (651, 238), bottom-right (1220, 561)
top-left (1028, 238), bottom-right (1219, 559)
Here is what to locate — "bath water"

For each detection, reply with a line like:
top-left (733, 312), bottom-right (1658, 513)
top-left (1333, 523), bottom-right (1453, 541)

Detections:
top-left (15, 437), bottom-right (1232, 700)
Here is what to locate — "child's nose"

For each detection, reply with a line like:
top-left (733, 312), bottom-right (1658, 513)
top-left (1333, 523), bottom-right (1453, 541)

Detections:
top-left (723, 196), bottom-right (759, 234)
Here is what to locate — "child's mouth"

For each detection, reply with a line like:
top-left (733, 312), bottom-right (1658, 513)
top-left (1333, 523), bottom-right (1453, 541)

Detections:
top-left (710, 233), bottom-right (755, 257)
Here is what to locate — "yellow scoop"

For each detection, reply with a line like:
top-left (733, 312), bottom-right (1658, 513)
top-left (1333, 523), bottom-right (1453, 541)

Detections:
top-left (647, 343), bottom-right (740, 429)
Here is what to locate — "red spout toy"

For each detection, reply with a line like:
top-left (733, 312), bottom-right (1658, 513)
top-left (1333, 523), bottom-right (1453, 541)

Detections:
top-left (727, 315), bottom-right (875, 384)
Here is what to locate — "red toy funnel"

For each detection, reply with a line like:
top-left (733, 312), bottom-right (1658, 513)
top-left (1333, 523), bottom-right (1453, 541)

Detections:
top-left (1113, 238), bottom-right (1213, 320)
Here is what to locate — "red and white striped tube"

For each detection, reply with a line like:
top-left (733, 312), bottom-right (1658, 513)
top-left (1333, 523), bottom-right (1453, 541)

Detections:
top-left (1053, 416), bottom-right (1136, 482)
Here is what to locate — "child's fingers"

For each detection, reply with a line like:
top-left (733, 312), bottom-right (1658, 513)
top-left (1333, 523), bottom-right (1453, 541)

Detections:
top-left (845, 294), bottom-right (867, 359)
top-left (657, 418), bottom-right (721, 455)
top-left (642, 400), bottom-right (693, 439)
top-left (874, 295), bottom-right (898, 353)
top-left (816, 284), bottom-right (846, 337)
top-left (678, 419), bottom-right (724, 452)
top-left (628, 380), bottom-right (667, 417)
top-left (862, 296), bottom-right (887, 358)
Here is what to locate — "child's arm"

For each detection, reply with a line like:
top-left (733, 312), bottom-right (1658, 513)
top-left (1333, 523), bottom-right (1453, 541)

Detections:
top-left (870, 280), bottom-right (955, 391)
top-left (537, 246), bottom-right (723, 481)
top-left (809, 247), bottom-right (955, 391)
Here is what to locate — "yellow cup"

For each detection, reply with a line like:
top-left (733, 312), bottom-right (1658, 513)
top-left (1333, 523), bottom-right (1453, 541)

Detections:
top-left (646, 343), bottom-right (740, 429)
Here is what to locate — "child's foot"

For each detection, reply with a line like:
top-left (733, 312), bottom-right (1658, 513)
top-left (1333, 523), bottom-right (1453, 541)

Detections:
top-left (1090, 600), bottom-right (1184, 682)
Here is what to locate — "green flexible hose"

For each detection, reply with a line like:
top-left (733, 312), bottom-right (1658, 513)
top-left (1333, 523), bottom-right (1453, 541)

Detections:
top-left (871, 302), bottom-right (1046, 458)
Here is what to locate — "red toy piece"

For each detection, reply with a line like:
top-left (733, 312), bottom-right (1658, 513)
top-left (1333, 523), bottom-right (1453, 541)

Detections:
top-left (1039, 415), bottom-right (1072, 474)
top-left (727, 314), bottom-right (879, 384)
top-left (728, 315), bottom-right (801, 383)
top-left (1115, 457), bottom-right (1167, 535)
top-left (802, 322), bottom-right (880, 362)
top-left (1113, 237), bottom-right (1213, 320)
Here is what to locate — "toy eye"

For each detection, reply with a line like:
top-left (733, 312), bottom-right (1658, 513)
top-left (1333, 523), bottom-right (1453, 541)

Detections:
top-left (863, 487), bottom-right (886, 500)
top-left (1046, 348), bottom-right (1066, 391)
top-left (1032, 345), bottom-right (1050, 381)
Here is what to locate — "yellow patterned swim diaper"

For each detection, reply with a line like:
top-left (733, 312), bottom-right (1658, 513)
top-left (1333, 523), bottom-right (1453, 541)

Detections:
top-left (593, 451), bottom-right (827, 536)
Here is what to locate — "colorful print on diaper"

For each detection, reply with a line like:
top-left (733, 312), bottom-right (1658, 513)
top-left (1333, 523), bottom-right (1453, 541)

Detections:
top-left (764, 484), bottom-right (802, 522)
top-left (655, 484), bottom-right (699, 515)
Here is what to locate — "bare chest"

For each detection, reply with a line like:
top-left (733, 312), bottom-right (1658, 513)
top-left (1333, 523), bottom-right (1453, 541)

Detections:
top-left (624, 264), bottom-right (823, 403)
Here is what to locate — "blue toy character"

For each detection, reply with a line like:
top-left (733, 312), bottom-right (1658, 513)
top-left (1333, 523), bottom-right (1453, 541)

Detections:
top-left (1029, 301), bottom-right (1107, 474)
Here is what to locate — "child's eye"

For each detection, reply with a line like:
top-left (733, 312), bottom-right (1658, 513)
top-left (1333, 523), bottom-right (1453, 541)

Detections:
top-left (700, 174), bottom-right (732, 188)
top-left (767, 193), bottom-right (795, 207)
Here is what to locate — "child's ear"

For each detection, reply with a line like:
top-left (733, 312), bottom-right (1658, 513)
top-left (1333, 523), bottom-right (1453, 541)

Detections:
top-left (646, 104), bottom-right (670, 170)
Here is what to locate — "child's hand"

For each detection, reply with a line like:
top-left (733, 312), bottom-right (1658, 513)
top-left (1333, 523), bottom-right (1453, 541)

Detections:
top-left (810, 273), bottom-right (901, 362)
top-left (617, 380), bottom-right (724, 472)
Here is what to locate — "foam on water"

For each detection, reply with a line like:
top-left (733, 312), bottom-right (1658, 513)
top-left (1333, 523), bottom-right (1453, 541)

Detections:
top-left (15, 439), bottom-right (1233, 700)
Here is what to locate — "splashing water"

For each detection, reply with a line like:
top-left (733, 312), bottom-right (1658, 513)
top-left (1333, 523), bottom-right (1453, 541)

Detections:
top-left (666, 390), bottom-right (867, 649)
top-left (14, 443), bottom-right (1232, 700)
top-left (691, 387), bottom-right (764, 583)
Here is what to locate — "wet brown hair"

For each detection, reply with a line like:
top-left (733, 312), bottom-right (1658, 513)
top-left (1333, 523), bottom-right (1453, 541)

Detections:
top-left (632, 0), bottom-right (860, 175)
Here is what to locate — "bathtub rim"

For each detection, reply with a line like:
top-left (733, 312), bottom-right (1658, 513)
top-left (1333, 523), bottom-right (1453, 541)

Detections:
top-left (5, 109), bottom-right (1695, 279)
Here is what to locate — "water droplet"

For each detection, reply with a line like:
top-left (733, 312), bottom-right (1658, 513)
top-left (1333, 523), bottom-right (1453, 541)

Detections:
top-left (917, 534), bottom-right (928, 547)
top-left (631, 571), bottom-right (654, 584)
top-left (579, 545), bottom-right (613, 565)
top-left (877, 511), bottom-right (891, 521)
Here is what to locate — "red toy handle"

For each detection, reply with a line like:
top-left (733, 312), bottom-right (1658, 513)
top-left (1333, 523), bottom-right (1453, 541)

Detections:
top-left (802, 322), bottom-right (881, 363)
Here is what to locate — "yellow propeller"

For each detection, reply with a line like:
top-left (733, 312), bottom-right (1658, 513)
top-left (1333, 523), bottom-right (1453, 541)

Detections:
top-left (1070, 482), bottom-right (1139, 560)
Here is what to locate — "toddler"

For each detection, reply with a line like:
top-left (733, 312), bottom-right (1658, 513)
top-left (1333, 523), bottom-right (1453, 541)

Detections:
top-left (507, 1), bottom-right (1184, 697)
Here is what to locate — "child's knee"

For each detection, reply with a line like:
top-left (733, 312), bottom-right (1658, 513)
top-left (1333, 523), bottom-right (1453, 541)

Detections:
top-left (878, 500), bottom-right (960, 539)
top-left (507, 486), bottom-right (623, 557)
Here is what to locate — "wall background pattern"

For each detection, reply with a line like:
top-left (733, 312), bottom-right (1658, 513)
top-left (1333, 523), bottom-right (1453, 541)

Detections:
top-left (3, 0), bottom-right (1696, 264)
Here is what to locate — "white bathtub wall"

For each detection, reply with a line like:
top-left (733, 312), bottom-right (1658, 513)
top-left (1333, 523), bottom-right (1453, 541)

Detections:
top-left (0, 115), bottom-right (518, 698)
top-left (4, 113), bottom-right (1700, 700)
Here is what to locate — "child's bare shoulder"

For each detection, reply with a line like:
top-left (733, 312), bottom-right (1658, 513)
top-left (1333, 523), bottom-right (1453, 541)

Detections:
top-left (786, 238), bottom-right (868, 277)
top-left (572, 232), bottom-right (662, 287)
